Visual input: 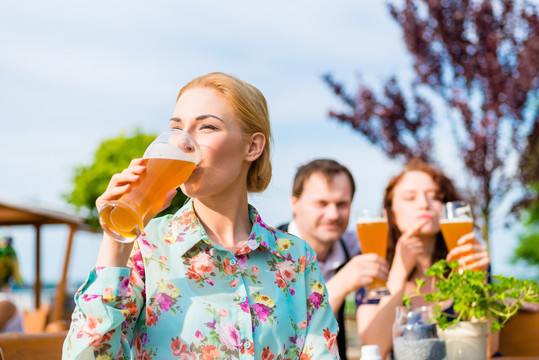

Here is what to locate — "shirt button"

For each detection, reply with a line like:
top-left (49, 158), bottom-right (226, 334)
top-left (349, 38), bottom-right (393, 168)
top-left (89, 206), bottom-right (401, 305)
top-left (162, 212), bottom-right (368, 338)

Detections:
top-left (229, 259), bottom-right (237, 266)
top-left (244, 340), bottom-right (251, 349)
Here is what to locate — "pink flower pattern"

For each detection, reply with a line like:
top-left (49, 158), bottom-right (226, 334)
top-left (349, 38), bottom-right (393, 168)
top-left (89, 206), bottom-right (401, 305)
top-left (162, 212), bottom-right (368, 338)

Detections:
top-left (63, 199), bottom-right (338, 360)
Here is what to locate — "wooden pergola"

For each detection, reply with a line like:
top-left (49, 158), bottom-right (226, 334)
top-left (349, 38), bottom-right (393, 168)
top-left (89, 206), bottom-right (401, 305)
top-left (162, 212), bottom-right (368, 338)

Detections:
top-left (0, 198), bottom-right (95, 322)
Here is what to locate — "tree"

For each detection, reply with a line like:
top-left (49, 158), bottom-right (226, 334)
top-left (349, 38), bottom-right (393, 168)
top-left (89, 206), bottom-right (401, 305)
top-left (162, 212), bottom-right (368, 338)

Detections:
top-left (324, 0), bottom-right (539, 246)
top-left (63, 130), bottom-right (189, 229)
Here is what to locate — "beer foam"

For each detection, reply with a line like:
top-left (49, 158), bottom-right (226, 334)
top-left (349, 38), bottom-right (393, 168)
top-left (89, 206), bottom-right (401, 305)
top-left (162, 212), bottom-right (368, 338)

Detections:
top-left (357, 217), bottom-right (386, 223)
top-left (143, 142), bottom-right (196, 163)
top-left (439, 217), bottom-right (473, 223)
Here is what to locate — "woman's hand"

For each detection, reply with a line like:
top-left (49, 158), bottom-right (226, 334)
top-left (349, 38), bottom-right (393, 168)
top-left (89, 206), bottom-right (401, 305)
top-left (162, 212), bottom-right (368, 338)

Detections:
top-left (390, 219), bottom-right (428, 282)
top-left (96, 158), bottom-right (147, 212)
top-left (96, 159), bottom-right (176, 228)
top-left (446, 232), bottom-right (490, 271)
top-left (95, 158), bottom-right (177, 267)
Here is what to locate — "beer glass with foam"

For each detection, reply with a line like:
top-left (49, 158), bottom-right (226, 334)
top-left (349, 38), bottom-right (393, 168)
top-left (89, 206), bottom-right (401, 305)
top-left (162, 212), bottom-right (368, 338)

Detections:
top-left (440, 201), bottom-right (475, 269)
top-left (356, 209), bottom-right (390, 299)
top-left (99, 128), bottom-right (199, 243)
top-left (440, 201), bottom-right (474, 251)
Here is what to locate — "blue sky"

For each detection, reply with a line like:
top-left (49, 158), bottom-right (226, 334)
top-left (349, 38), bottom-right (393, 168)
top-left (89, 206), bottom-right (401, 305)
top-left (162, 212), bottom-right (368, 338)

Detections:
top-left (0, 0), bottom-right (533, 288)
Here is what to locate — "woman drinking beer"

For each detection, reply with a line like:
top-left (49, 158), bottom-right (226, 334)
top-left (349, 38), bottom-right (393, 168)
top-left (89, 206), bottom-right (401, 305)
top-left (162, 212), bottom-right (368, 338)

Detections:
top-left (355, 158), bottom-right (494, 358)
top-left (63, 73), bottom-right (339, 359)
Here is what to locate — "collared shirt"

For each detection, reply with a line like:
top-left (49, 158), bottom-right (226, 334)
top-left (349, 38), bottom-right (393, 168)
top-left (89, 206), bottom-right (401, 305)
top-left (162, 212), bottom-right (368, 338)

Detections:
top-left (63, 200), bottom-right (340, 360)
top-left (287, 220), bottom-right (361, 281)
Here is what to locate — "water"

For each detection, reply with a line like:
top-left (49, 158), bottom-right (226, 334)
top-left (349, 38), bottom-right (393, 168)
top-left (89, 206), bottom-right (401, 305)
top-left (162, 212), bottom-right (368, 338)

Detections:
top-left (10, 285), bottom-right (78, 312)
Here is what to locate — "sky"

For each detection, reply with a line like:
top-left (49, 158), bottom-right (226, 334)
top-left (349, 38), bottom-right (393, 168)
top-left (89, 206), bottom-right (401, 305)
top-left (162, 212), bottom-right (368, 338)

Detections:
top-left (0, 0), bottom-right (534, 292)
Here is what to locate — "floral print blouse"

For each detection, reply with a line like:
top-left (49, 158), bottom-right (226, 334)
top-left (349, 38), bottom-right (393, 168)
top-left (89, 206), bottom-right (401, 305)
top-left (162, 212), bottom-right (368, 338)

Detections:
top-left (63, 200), bottom-right (340, 359)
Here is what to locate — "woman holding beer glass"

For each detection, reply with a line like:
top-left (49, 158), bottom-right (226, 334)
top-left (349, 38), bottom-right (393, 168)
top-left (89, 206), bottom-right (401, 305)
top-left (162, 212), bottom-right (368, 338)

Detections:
top-left (355, 158), bottom-right (494, 358)
top-left (63, 73), bottom-right (339, 359)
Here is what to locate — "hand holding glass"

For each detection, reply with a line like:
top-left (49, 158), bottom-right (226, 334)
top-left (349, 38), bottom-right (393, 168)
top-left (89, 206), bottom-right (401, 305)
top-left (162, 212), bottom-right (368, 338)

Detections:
top-left (356, 209), bottom-right (390, 299)
top-left (439, 201), bottom-right (474, 250)
top-left (99, 129), bottom-right (199, 243)
top-left (440, 201), bottom-right (475, 267)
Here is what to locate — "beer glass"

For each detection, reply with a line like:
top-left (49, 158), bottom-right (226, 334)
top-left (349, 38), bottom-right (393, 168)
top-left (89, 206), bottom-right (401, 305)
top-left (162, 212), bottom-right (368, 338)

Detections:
top-left (440, 201), bottom-right (476, 269)
top-left (439, 201), bottom-right (474, 251)
top-left (356, 209), bottom-right (390, 299)
top-left (99, 128), bottom-right (199, 243)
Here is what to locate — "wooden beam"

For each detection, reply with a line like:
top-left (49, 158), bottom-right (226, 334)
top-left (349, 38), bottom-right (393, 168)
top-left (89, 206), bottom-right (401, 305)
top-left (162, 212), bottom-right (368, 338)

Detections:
top-left (51, 225), bottom-right (76, 322)
top-left (34, 224), bottom-right (41, 310)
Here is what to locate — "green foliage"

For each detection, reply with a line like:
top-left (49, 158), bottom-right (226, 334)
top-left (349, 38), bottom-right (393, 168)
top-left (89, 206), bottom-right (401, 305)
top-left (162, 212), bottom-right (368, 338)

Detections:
top-left (0, 236), bottom-right (23, 286)
top-left (403, 260), bottom-right (539, 332)
top-left (63, 130), bottom-right (189, 229)
top-left (512, 183), bottom-right (539, 280)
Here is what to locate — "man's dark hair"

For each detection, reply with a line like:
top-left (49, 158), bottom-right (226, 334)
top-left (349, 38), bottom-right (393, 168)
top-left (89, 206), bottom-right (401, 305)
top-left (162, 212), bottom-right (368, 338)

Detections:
top-left (292, 159), bottom-right (356, 198)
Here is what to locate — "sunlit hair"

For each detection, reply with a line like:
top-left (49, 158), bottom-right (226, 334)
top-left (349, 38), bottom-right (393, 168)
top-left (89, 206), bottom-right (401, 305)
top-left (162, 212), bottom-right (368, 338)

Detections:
top-left (383, 157), bottom-right (460, 269)
top-left (177, 72), bottom-right (272, 193)
top-left (292, 159), bottom-right (355, 199)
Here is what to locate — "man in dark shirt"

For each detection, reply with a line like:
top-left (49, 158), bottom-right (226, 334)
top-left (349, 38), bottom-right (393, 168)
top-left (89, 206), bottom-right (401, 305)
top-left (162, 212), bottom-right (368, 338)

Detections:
top-left (278, 159), bottom-right (388, 360)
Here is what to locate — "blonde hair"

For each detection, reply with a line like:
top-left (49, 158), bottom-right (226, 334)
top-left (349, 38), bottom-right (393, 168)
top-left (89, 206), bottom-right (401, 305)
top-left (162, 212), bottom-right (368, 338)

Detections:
top-left (177, 72), bottom-right (272, 193)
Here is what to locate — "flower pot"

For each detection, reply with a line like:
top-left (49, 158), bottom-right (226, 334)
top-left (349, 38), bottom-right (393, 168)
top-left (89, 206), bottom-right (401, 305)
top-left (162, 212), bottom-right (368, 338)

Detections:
top-left (440, 321), bottom-right (488, 360)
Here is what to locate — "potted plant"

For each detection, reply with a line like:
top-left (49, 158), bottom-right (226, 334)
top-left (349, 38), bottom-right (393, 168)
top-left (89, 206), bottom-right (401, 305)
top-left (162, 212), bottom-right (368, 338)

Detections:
top-left (403, 259), bottom-right (539, 360)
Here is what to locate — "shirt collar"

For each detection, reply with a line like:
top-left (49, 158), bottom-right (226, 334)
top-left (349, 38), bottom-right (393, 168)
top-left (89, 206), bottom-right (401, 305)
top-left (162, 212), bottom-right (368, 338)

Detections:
top-left (170, 199), bottom-right (283, 259)
top-left (287, 219), bottom-right (302, 239)
top-left (288, 219), bottom-right (346, 277)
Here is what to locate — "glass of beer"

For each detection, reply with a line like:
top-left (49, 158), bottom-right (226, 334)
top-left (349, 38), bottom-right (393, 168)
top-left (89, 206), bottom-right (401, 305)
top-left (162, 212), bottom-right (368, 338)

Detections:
top-left (440, 201), bottom-right (476, 269)
top-left (439, 201), bottom-right (474, 251)
top-left (99, 128), bottom-right (199, 243)
top-left (356, 209), bottom-right (390, 299)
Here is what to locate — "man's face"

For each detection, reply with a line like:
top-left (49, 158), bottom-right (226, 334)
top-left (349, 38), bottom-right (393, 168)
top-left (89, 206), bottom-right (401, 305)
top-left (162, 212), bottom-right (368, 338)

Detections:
top-left (291, 172), bottom-right (353, 247)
